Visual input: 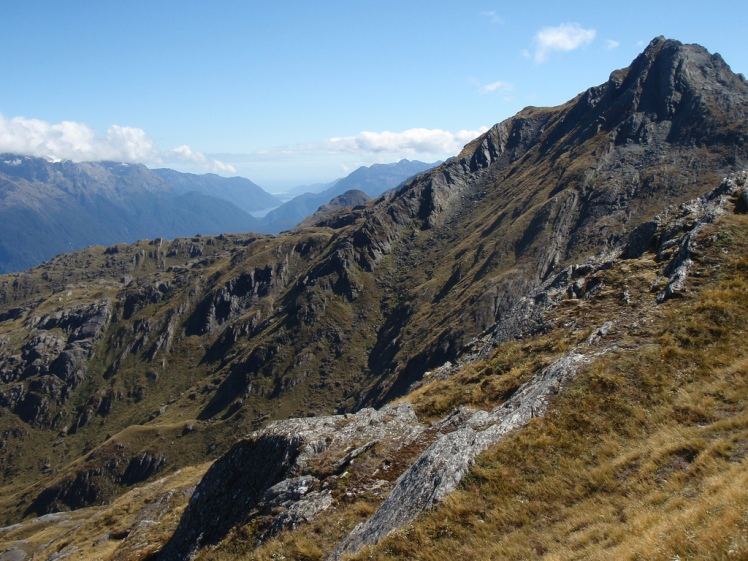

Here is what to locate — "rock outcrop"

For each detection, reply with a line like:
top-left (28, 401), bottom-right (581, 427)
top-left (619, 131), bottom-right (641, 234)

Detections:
top-left (25, 446), bottom-right (168, 517)
top-left (158, 403), bottom-right (424, 560)
top-left (329, 353), bottom-right (589, 560)
top-left (0, 299), bottom-right (111, 426)
top-left (186, 266), bottom-right (275, 335)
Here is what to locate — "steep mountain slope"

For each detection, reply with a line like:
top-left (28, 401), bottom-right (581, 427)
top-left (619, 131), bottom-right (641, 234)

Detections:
top-left (177, 172), bottom-right (748, 561)
top-left (329, 35), bottom-right (748, 406)
top-left (0, 37), bottom-right (746, 560)
top-left (0, 157), bottom-right (263, 273)
top-left (2, 172), bottom-right (746, 561)
top-left (259, 159), bottom-right (437, 233)
top-left (152, 168), bottom-right (281, 213)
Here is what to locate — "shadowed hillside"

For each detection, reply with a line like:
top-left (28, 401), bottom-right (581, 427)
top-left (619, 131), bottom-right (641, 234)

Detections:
top-left (0, 158), bottom-right (266, 273)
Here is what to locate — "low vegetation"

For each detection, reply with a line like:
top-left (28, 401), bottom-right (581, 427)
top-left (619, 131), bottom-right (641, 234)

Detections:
top-left (1, 38), bottom-right (747, 561)
top-left (187, 213), bottom-right (748, 561)
top-left (344, 215), bottom-right (748, 560)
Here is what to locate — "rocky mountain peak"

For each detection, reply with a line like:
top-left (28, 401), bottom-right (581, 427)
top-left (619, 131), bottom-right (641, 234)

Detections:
top-left (565, 37), bottom-right (748, 148)
top-left (451, 38), bottom-right (748, 183)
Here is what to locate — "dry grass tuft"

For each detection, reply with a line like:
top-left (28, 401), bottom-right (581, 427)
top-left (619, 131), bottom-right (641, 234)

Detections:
top-left (340, 215), bottom-right (748, 560)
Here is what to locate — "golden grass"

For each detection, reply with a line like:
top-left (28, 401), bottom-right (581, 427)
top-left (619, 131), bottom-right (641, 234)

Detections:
top-left (341, 216), bottom-right (748, 561)
top-left (0, 463), bottom-right (209, 561)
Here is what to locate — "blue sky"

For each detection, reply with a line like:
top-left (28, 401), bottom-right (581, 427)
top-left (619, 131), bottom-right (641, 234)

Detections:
top-left (1, 1), bottom-right (746, 191)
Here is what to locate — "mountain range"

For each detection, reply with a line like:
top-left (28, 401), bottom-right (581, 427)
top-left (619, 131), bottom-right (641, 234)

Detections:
top-left (0, 157), bottom-right (435, 274)
top-left (258, 159), bottom-right (438, 233)
top-left (0, 157), bottom-right (264, 274)
top-left (151, 168), bottom-right (280, 213)
top-left (0, 37), bottom-right (746, 561)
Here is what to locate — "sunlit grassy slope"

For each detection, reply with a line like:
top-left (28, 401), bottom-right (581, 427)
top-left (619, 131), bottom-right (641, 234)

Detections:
top-left (205, 209), bottom-right (748, 561)
top-left (342, 216), bottom-right (748, 560)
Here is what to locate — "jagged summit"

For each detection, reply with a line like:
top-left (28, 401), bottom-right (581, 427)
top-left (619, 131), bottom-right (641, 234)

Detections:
top-left (338, 37), bottom-right (748, 403)
top-left (569, 36), bottom-right (747, 146)
top-left (458, 36), bottom-right (747, 172)
top-left (0, 38), bottom-right (747, 561)
top-left (459, 36), bottom-right (747, 163)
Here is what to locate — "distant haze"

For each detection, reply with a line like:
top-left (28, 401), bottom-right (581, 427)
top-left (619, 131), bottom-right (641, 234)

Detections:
top-left (0, 2), bottom-right (745, 185)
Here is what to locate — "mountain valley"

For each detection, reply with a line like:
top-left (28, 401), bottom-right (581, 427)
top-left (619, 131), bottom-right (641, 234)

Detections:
top-left (0, 37), bottom-right (746, 561)
top-left (0, 157), bottom-right (434, 274)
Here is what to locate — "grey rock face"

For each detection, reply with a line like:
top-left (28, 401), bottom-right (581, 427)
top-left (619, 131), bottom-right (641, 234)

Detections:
top-left (158, 402), bottom-right (423, 561)
top-left (157, 433), bottom-right (303, 561)
top-left (328, 353), bottom-right (588, 560)
top-left (122, 451), bottom-right (167, 486)
top-left (187, 266), bottom-right (275, 335)
top-left (649, 171), bottom-right (746, 302)
top-left (259, 476), bottom-right (333, 541)
top-left (0, 299), bottom-right (112, 426)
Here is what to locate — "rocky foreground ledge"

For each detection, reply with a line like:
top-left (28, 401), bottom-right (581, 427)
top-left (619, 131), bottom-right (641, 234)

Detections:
top-left (157, 351), bottom-right (593, 561)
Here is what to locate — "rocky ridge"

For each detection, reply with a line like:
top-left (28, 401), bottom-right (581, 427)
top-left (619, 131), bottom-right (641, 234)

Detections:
top-left (0, 298), bottom-right (112, 427)
top-left (149, 170), bottom-right (746, 561)
top-left (0, 36), bottom-right (745, 548)
top-left (349, 36), bottom-right (748, 406)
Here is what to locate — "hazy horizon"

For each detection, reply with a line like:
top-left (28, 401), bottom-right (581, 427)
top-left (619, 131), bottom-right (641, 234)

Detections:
top-left (1, 1), bottom-right (746, 187)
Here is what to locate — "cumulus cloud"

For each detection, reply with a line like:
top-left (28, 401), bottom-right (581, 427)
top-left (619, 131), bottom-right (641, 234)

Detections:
top-left (306, 127), bottom-right (489, 156)
top-left (478, 81), bottom-right (514, 95)
top-left (532, 23), bottom-right (596, 63)
top-left (0, 114), bottom-right (234, 173)
top-left (163, 145), bottom-right (237, 173)
top-left (0, 114), bottom-right (157, 162)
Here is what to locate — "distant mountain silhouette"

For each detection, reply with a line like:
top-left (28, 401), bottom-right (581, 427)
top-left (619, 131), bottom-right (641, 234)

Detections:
top-left (259, 159), bottom-right (438, 232)
top-left (0, 156), bottom-right (262, 273)
top-left (153, 168), bottom-right (281, 213)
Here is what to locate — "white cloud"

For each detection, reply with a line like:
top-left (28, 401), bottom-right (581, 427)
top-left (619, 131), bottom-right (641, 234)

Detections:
top-left (306, 127), bottom-right (489, 157)
top-left (0, 114), bottom-right (157, 162)
top-left (479, 81), bottom-right (514, 95)
top-left (605, 39), bottom-right (620, 50)
top-left (0, 114), bottom-right (235, 173)
top-left (104, 125), bottom-right (158, 161)
top-left (163, 145), bottom-right (237, 174)
top-left (533, 23), bottom-right (596, 63)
